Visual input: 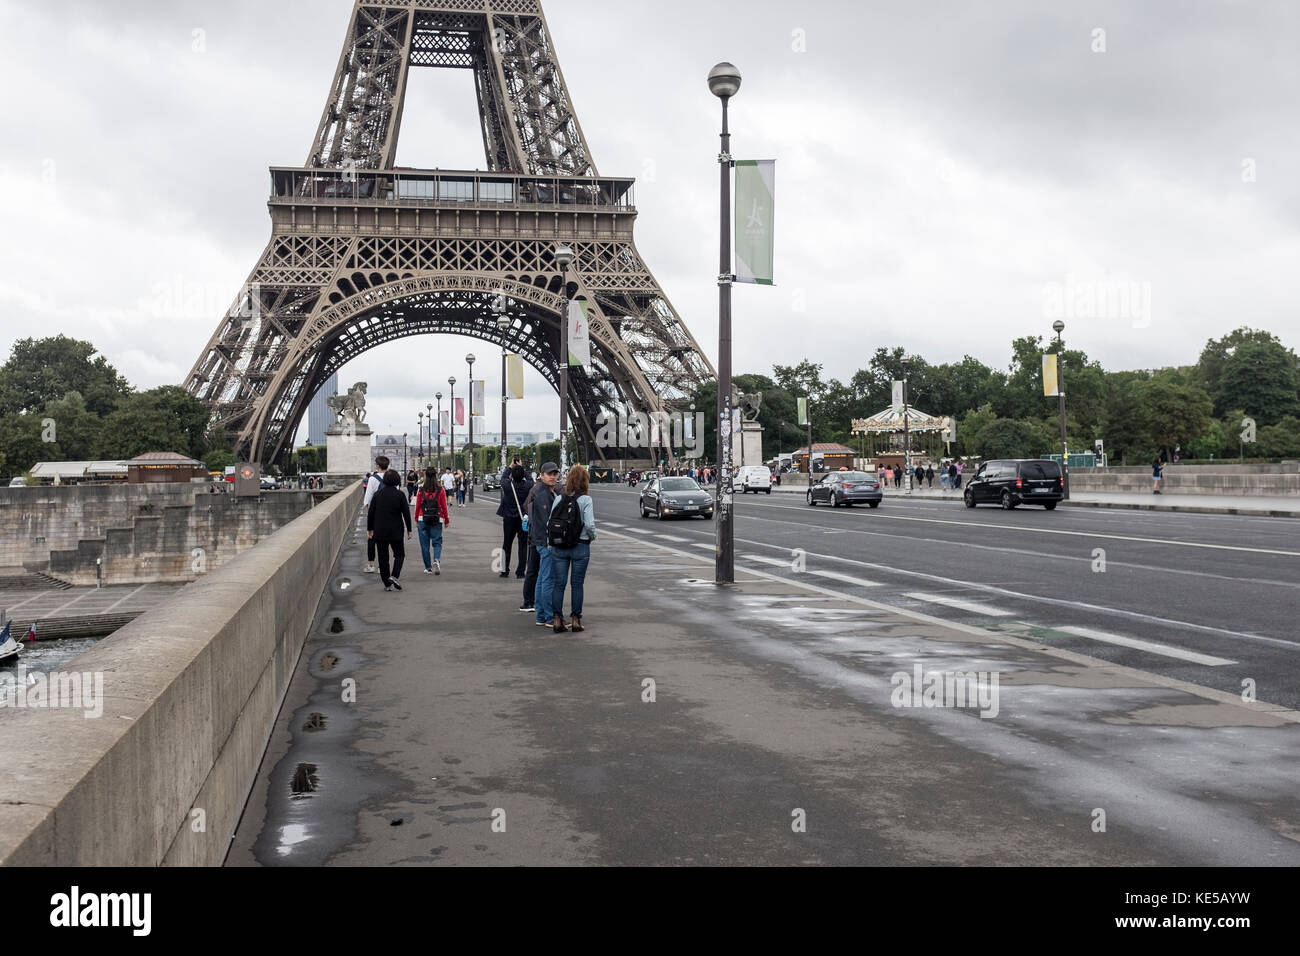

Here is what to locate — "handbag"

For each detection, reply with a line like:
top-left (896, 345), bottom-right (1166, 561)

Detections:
top-left (508, 477), bottom-right (528, 532)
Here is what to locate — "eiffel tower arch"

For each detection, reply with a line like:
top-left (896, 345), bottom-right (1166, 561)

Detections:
top-left (185, 0), bottom-right (714, 466)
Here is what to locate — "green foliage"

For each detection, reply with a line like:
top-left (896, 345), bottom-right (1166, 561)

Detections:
top-left (1256, 417), bottom-right (1300, 459)
top-left (0, 335), bottom-right (131, 416)
top-left (0, 413), bottom-right (46, 478)
top-left (972, 418), bottom-right (1043, 459)
top-left (93, 387), bottom-right (211, 460)
top-left (535, 441), bottom-right (560, 467)
top-left (1214, 339), bottom-right (1300, 426)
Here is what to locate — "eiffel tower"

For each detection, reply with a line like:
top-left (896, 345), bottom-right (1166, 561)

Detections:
top-left (186, 0), bottom-right (714, 466)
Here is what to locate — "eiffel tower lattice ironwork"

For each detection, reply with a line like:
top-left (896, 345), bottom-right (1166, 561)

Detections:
top-left (186, 0), bottom-right (714, 466)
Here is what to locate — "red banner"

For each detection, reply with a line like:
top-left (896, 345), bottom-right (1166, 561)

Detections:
top-left (454, 397), bottom-right (465, 426)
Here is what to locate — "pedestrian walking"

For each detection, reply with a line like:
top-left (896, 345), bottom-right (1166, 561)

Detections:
top-left (405, 468), bottom-right (418, 501)
top-left (455, 469), bottom-right (467, 507)
top-left (547, 463), bottom-right (596, 633)
top-left (947, 461), bottom-right (958, 490)
top-left (366, 470), bottom-right (412, 591)
top-left (361, 455), bottom-right (390, 573)
top-left (954, 461), bottom-right (963, 489)
top-left (1152, 457), bottom-right (1163, 495)
top-left (497, 463), bottom-right (533, 578)
top-left (414, 467), bottom-right (449, 574)
top-left (526, 461), bottom-right (561, 624)
top-left (893, 464), bottom-right (902, 488)
top-left (925, 464), bottom-right (934, 488)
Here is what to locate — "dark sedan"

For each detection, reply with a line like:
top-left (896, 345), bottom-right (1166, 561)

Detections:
top-left (806, 471), bottom-right (883, 508)
top-left (483, 471), bottom-right (501, 492)
top-left (639, 476), bottom-right (714, 519)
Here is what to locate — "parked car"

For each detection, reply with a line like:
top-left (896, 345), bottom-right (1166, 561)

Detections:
top-left (8, 476), bottom-right (26, 487)
top-left (639, 476), bottom-right (713, 519)
top-left (964, 459), bottom-right (1063, 510)
top-left (736, 464), bottom-right (774, 494)
top-left (806, 471), bottom-right (883, 508)
top-left (483, 471), bottom-right (501, 492)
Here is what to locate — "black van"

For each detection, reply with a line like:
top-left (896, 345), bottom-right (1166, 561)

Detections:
top-left (964, 459), bottom-right (1063, 510)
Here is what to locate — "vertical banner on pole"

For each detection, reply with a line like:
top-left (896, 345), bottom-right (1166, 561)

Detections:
top-left (470, 380), bottom-right (485, 417)
top-left (453, 398), bottom-right (465, 426)
top-left (568, 298), bottom-right (592, 368)
top-left (506, 354), bottom-right (524, 399)
top-left (734, 160), bottom-right (776, 285)
top-left (892, 381), bottom-right (904, 411)
top-left (1042, 353), bottom-right (1061, 396)
top-left (797, 397), bottom-right (809, 426)
top-left (440, 411), bottom-right (449, 435)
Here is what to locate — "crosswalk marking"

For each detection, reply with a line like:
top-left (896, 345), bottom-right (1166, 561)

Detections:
top-left (1055, 626), bottom-right (1236, 666)
top-left (809, 569), bottom-right (882, 588)
top-left (903, 592), bottom-right (1013, 617)
top-left (744, 555), bottom-right (790, 567)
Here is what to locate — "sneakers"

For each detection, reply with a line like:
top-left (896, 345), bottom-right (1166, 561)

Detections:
top-left (390, 578), bottom-right (402, 591)
top-left (384, 584), bottom-right (394, 592)
top-left (535, 619), bottom-right (551, 627)
top-left (518, 603), bottom-right (534, 612)
top-left (499, 571), bottom-right (510, 578)
top-left (362, 565), bottom-right (378, 573)
top-left (423, 567), bottom-right (434, 574)
top-left (434, 560), bottom-right (441, 575)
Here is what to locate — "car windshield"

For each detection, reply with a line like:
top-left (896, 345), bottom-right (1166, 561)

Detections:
top-left (838, 472), bottom-right (872, 482)
top-left (1020, 461), bottom-right (1061, 480)
top-left (660, 478), bottom-right (701, 492)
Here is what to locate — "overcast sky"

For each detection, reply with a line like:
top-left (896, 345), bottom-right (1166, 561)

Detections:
top-left (2, 0), bottom-right (1297, 441)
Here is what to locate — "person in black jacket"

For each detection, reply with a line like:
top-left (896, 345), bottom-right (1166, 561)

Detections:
top-left (496, 464), bottom-right (533, 579)
top-left (366, 470), bottom-right (412, 591)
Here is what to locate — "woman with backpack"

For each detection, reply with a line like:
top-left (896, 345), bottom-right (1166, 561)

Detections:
top-left (414, 467), bottom-right (450, 574)
top-left (496, 464), bottom-right (533, 578)
top-left (546, 463), bottom-right (596, 633)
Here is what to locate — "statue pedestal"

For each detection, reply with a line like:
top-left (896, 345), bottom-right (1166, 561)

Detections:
top-left (733, 421), bottom-right (764, 468)
top-left (326, 422), bottom-right (373, 476)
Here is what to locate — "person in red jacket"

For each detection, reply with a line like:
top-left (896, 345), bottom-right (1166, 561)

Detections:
top-left (414, 467), bottom-right (450, 574)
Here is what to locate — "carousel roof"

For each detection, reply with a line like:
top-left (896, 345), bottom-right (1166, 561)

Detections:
top-left (852, 406), bottom-right (949, 433)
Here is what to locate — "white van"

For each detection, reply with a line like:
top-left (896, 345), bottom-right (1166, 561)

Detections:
top-left (736, 465), bottom-right (774, 494)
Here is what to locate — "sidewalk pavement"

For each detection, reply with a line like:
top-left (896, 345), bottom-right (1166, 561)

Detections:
top-left (771, 482), bottom-right (1300, 517)
top-left (227, 500), bottom-right (1300, 866)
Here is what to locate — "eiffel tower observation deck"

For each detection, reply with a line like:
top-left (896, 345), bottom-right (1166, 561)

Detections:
top-left (186, 0), bottom-right (714, 466)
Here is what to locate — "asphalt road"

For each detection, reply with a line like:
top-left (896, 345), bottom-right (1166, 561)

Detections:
top-left (594, 486), bottom-right (1300, 711)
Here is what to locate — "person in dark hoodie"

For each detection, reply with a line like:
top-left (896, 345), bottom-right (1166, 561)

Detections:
top-left (523, 461), bottom-right (560, 625)
top-left (496, 463), bottom-right (534, 579)
top-left (366, 469), bottom-right (412, 591)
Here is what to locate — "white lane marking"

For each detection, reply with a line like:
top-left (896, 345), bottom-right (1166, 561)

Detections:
top-left (603, 522), bottom-right (626, 529)
top-left (744, 555), bottom-right (791, 567)
top-left (595, 527), bottom-right (1297, 720)
top-left (903, 592), bottom-right (1013, 617)
top-left (658, 535), bottom-right (690, 542)
top-left (809, 570), bottom-right (882, 588)
top-left (105, 584), bottom-right (150, 612)
top-left (1055, 626), bottom-right (1236, 666)
top-left (2, 590), bottom-right (56, 611)
top-left (734, 499), bottom-right (1300, 557)
top-left (619, 527), bottom-right (652, 534)
top-left (691, 542), bottom-right (714, 550)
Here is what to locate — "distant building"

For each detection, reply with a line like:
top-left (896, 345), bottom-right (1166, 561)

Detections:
top-left (123, 452), bottom-right (208, 484)
top-left (307, 373), bottom-right (339, 446)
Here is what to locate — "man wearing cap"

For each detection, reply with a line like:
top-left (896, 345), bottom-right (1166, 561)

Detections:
top-left (526, 461), bottom-right (561, 628)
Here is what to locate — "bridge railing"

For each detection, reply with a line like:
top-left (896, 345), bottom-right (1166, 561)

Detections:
top-left (270, 167), bottom-right (635, 212)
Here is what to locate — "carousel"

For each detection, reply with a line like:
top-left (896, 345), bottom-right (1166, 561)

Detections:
top-left (851, 405), bottom-right (953, 467)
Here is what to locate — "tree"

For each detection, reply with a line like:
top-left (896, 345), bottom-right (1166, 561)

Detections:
top-left (1257, 416), bottom-right (1300, 459)
top-left (0, 336), bottom-right (131, 416)
top-left (93, 387), bottom-right (212, 460)
top-left (41, 391), bottom-right (99, 462)
top-left (1138, 376), bottom-right (1214, 458)
top-left (972, 418), bottom-right (1042, 459)
top-left (1194, 327), bottom-right (1291, 410)
top-left (0, 413), bottom-right (49, 477)
top-left (1214, 339), bottom-right (1300, 426)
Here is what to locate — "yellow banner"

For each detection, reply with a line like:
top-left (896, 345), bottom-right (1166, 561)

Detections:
top-left (506, 353), bottom-right (524, 399)
top-left (1042, 353), bottom-right (1059, 397)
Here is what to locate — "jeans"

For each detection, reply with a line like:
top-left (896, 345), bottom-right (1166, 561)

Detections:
top-left (501, 517), bottom-right (526, 574)
top-left (418, 520), bottom-right (443, 569)
top-left (533, 544), bottom-right (555, 624)
top-left (376, 537), bottom-right (405, 585)
top-left (457, 487), bottom-right (466, 505)
top-left (549, 541), bottom-right (591, 620)
top-left (523, 541), bottom-right (540, 606)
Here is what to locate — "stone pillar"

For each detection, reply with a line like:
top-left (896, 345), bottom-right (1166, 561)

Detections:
top-left (326, 422), bottom-right (373, 476)
top-left (732, 421), bottom-right (764, 468)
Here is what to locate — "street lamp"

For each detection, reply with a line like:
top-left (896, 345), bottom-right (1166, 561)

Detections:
top-left (434, 394), bottom-right (442, 470)
top-left (901, 357), bottom-right (911, 494)
top-left (402, 432), bottom-right (408, 475)
top-left (709, 60), bottom-right (741, 585)
top-left (494, 292), bottom-right (510, 477)
top-left (448, 377), bottom-right (457, 480)
top-left (1053, 319), bottom-right (1070, 499)
top-left (553, 243), bottom-right (575, 469)
top-left (426, 402), bottom-right (433, 472)
top-left (466, 353), bottom-right (476, 503)
top-left (418, 411), bottom-right (424, 469)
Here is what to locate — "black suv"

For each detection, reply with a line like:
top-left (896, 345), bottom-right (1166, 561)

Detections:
top-left (964, 459), bottom-right (1063, 510)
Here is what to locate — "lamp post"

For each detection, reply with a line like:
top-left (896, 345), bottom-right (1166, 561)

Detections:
top-left (447, 377), bottom-right (457, 478)
top-left (466, 353), bottom-right (476, 503)
top-left (434, 394), bottom-right (442, 470)
top-left (494, 292), bottom-right (510, 477)
top-left (418, 411), bottom-right (425, 470)
top-left (553, 243), bottom-right (575, 470)
top-left (709, 60), bottom-right (741, 585)
top-left (426, 403), bottom-right (433, 472)
top-left (1053, 319), bottom-right (1070, 499)
top-left (901, 357), bottom-right (911, 494)
top-left (402, 432), bottom-right (408, 475)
